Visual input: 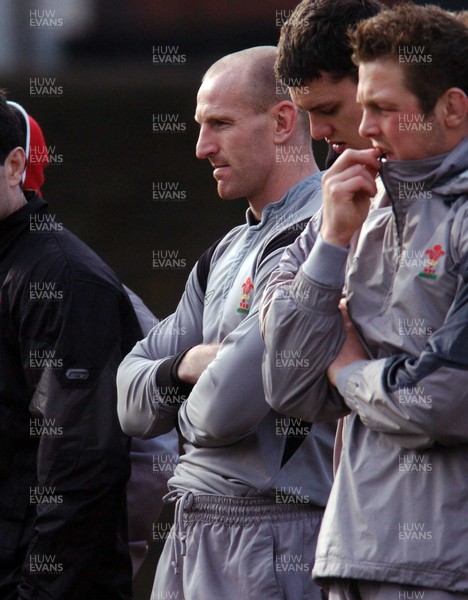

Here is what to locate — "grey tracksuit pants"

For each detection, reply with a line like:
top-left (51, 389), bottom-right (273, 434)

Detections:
top-left (152, 492), bottom-right (325, 600)
top-left (328, 580), bottom-right (468, 599)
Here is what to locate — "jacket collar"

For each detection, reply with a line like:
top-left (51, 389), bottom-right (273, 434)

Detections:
top-left (380, 136), bottom-right (468, 208)
top-left (0, 192), bottom-right (48, 256)
top-left (245, 171), bottom-right (322, 229)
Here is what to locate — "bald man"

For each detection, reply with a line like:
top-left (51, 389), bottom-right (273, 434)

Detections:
top-left (117, 46), bottom-right (335, 600)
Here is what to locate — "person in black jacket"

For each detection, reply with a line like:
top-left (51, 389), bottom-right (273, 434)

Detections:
top-left (0, 95), bottom-right (141, 598)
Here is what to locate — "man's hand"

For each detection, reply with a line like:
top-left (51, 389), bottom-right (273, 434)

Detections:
top-left (321, 148), bottom-right (381, 248)
top-left (177, 343), bottom-right (220, 385)
top-left (327, 301), bottom-right (369, 387)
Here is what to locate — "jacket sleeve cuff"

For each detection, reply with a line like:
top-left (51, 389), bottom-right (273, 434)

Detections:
top-left (302, 233), bottom-right (349, 288)
top-left (336, 360), bottom-right (370, 397)
top-left (156, 347), bottom-right (194, 405)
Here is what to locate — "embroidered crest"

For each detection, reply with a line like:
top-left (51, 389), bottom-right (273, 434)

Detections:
top-left (418, 244), bottom-right (445, 279)
top-left (236, 277), bottom-right (254, 315)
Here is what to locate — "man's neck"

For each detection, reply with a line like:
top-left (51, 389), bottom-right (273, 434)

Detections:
top-left (9, 190), bottom-right (28, 217)
top-left (248, 159), bottom-right (318, 221)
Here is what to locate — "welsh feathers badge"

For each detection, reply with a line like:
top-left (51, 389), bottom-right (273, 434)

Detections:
top-left (237, 277), bottom-right (254, 315)
top-left (418, 244), bottom-right (445, 280)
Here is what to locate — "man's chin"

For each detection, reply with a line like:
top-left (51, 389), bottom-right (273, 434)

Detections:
top-left (217, 186), bottom-right (238, 201)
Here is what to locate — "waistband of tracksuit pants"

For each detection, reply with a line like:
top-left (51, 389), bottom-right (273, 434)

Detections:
top-left (182, 493), bottom-right (323, 524)
top-left (163, 490), bottom-right (324, 574)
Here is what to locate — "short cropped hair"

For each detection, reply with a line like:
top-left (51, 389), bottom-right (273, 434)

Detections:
top-left (0, 93), bottom-right (24, 164)
top-left (202, 46), bottom-right (311, 136)
top-left (351, 3), bottom-right (468, 115)
top-left (276, 0), bottom-right (383, 86)
top-left (203, 46), bottom-right (290, 114)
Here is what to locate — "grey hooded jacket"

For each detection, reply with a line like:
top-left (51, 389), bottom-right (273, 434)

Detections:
top-left (261, 137), bottom-right (468, 591)
top-left (117, 173), bottom-right (335, 504)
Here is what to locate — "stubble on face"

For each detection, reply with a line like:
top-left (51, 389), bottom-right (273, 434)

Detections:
top-left (195, 71), bottom-right (274, 207)
top-left (357, 60), bottom-right (448, 161)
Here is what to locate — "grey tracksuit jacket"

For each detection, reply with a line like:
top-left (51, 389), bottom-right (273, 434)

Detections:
top-left (261, 137), bottom-right (468, 591)
top-left (117, 172), bottom-right (335, 505)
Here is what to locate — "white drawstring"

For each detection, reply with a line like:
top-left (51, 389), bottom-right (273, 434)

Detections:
top-left (163, 489), bottom-right (194, 574)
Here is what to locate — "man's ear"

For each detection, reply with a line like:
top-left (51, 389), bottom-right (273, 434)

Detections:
top-left (4, 147), bottom-right (26, 187)
top-left (272, 101), bottom-right (297, 144)
top-left (439, 87), bottom-right (468, 128)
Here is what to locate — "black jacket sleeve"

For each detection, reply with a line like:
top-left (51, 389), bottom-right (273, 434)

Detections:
top-left (16, 276), bottom-right (139, 599)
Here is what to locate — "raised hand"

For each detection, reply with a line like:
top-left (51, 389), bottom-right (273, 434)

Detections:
top-left (321, 147), bottom-right (381, 248)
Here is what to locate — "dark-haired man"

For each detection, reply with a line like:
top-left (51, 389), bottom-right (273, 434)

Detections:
top-left (6, 99), bottom-right (179, 581)
top-left (118, 46), bottom-right (335, 600)
top-left (276, 0), bottom-right (383, 167)
top-left (0, 96), bottom-right (142, 599)
top-left (262, 4), bottom-right (468, 598)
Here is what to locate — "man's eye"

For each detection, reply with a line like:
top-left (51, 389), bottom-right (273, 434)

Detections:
top-left (320, 108), bottom-right (337, 116)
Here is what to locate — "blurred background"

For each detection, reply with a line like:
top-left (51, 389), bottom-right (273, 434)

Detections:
top-left (2, 0), bottom-right (465, 597)
top-left (2, 0), bottom-right (464, 316)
